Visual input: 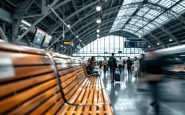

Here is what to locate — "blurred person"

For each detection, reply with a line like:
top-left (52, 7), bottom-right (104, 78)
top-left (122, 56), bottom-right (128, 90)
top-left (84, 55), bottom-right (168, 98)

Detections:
top-left (103, 57), bottom-right (108, 74)
top-left (123, 59), bottom-right (126, 71)
top-left (108, 53), bottom-right (117, 83)
top-left (126, 57), bottom-right (133, 75)
top-left (139, 54), bottom-right (145, 77)
top-left (137, 52), bottom-right (172, 115)
top-left (99, 60), bottom-right (103, 69)
top-left (117, 57), bottom-right (123, 73)
top-left (134, 57), bottom-right (140, 78)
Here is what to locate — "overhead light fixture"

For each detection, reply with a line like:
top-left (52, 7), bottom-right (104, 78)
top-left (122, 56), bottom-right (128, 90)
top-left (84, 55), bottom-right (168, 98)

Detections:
top-left (76, 36), bottom-right (79, 38)
top-left (21, 20), bottom-right (31, 27)
top-left (97, 34), bottom-right (100, 37)
top-left (67, 24), bottom-right (70, 28)
top-left (98, 26), bottom-right (100, 27)
top-left (79, 39), bottom-right (82, 42)
top-left (22, 27), bottom-right (28, 30)
top-left (96, 19), bottom-right (101, 24)
top-left (157, 43), bottom-right (160, 45)
top-left (148, 45), bottom-right (151, 48)
top-left (96, 29), bottom-right (100, 33)
top-left (169, 39), bottom-right (172, 41)
top-left (96, 6), bottom-right (102, 11)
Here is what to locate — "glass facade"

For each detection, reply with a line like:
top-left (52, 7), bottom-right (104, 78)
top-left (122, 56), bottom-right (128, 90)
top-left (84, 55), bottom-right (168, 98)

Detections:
top-left (73, 35), bottom-right (145, 59)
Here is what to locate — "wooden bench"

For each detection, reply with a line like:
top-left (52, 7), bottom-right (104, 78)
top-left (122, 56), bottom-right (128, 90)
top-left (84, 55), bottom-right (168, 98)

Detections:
top-left (0, 42), bottom-right (113, 115)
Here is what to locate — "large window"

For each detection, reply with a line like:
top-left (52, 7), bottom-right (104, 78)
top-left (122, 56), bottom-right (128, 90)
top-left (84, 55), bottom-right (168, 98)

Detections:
top-left (73, 35), bottom-right (145, 58)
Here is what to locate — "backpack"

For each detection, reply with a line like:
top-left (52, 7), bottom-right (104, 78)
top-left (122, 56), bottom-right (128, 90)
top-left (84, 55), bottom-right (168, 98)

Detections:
top-left (108, 57), bottom-right (115, 67)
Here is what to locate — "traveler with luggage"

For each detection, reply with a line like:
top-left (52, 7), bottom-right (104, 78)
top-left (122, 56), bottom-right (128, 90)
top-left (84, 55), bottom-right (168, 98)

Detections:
top-left (108, 53), bottom-right (117, 83)
top-left (126, 57), bottom-right (133, 75)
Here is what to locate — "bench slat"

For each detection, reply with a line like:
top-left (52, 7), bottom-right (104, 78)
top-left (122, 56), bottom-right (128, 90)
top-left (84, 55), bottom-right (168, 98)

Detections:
top-left (0, 73), bottom-right (55, 98)
top-left (0, 51), bottom-right (51, 65)
top-left (0, 66), bottom-right (53, 83)
top-left (7, 86), bottom-right (59, 115)
top-left (0, 79), bottom-right (57, 114)
top-left (30, 93), bottom-right (62, 115)
top-left (45, 99), bottom-right (64, 115)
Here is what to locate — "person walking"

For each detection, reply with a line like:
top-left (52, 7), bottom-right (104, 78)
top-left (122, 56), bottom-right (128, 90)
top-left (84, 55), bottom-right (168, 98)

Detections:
top-left (117, 57), bottom-right (123, 73)
top-left (108, 53), bottom-right (117, 83)
top-left (126, 57), bottom-right (132, 75)
top-left (134, 57), bottom-right (140, 78)
top-left (103, 57), bottom-right (108, 74)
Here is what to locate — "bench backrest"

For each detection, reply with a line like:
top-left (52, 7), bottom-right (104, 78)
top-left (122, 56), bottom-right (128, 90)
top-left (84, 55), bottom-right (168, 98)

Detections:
top-left (0, 42), bottom-right (86, 114)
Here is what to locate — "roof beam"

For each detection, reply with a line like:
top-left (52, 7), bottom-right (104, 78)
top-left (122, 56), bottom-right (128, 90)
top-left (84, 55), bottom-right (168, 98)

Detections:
top-left (0, 8), bottom-right (12, 23)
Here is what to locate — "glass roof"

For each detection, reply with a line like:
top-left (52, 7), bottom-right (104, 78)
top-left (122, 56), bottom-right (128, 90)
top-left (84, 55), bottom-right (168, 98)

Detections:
top-left (110, 0), bottom-right (185, 37)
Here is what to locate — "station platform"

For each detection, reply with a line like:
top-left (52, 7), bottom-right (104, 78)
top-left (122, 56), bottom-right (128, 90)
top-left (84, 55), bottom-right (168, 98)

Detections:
top-left (101, 69), bottom-right (185, 115)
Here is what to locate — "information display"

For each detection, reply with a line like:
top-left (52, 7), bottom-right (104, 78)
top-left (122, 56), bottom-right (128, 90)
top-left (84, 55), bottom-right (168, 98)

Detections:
top-left (32, 28), bottom-right (46, 45)
top-left (118, 51), bottom-right (122, 53)
top-left (42, 34), bottom-right (52, 47)
top-left (125, 41), bottom-right (147, 48)
top-left (62, 41), bottom-right (71, 45)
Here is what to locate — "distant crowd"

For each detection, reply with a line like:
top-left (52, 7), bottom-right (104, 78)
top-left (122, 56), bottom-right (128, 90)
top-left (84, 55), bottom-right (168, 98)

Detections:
top-left (85, 53), bottom-right (145, 83)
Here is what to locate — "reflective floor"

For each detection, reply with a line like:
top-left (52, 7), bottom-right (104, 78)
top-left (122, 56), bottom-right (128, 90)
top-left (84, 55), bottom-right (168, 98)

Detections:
top-left (100, 69), bottom-right (185, 115)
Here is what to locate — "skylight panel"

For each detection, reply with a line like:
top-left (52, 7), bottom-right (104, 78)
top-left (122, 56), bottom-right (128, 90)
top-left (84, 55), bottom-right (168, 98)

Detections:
top-left (172, 4), bottom-right (185, 14)
top-left (148, 0), bottom-right (160, 4)
top-left (158, 0), bottom-right (175, 8)
top-left (123, 0), bottom-right (144, 5)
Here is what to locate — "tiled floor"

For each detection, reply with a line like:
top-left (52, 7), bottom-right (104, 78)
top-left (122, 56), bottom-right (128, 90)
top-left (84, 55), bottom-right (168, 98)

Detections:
top-left (101, 69), bottom-right (185, 115)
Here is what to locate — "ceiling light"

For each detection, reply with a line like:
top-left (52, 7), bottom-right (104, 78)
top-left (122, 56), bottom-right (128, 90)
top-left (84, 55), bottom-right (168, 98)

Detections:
top-left (96, 19), bottom-right (101, 24)
top-left (98, 26), bottom-right (100, 27)
top-left (148, 45), bottom-right (151, 48)
top-left (22, 27), bottom-right (28, 30)
top-left (67, 24), bottom-right (70, 28)
top-left (169, 39), bottom-right (172, 41)
top-left (76, 36), bottom-right (79, 38)
top-left (97, 29), bottom-right (100, 33)
top-left (96, 6), bottom-right (101, 11)
top-left (97, 34), bottom-right (100, 37)
top-left (21, 20), bottom-right (31, 26)
top-left (157, 43), bottom-right (160, 45)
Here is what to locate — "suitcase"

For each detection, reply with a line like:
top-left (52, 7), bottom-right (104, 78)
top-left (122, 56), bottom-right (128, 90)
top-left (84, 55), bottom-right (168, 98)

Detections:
top-left (115, 71), bottom-right (120, 81)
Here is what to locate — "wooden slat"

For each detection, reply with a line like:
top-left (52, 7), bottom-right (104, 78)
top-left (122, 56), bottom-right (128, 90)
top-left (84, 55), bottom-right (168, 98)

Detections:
top-left (0, 42), bottom-right (46, 55)
top-left (56, 64), bottom-right (74, 71)
top-left (61, 75), bottom-right (77, 88)
top-left (0, 66), bottom-right (53, 82)
top-left (30, 93), bottom-right (62, 115)
top-left (105, 106), bottom-right (113, 115)
top-left (0, 51), bottom-right (51, 65)
top-left (59, 71), bottom-right (76, 82)
top-left (57, 106), bottom-right (70, 115)
top-left (0, 79), bottom-right (57, 114)
top-left (45, 99), bottom-right (64, 115)
top-left (83, 89), bottom-right (94, 115)
top-left (0, 73), bottom-right (55, 98)
top-left (8, 86), bottom-right (59, 115)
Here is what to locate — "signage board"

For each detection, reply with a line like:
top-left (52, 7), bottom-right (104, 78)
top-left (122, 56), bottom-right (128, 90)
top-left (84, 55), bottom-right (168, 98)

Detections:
top-left (125, 41), bottom-right (147, 48)
top-left (62, 41), bottom-right (71, 45)
top-left (118, 51), bottom-right (122, 53)
top-left (42, 34), bottom-right (52, 47)
top-left (32, 28), bottom-right (46, 45)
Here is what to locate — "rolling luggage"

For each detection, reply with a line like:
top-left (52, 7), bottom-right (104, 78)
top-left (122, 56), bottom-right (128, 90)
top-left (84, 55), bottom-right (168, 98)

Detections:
top-left (115, 70), bottom-right (120, 81)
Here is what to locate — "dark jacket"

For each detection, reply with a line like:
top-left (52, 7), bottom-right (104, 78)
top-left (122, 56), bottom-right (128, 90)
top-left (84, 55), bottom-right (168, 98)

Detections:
top-left (108, 56), bottom-right (117, 68)
top-left (126, 60), bottom-right (132, 67)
